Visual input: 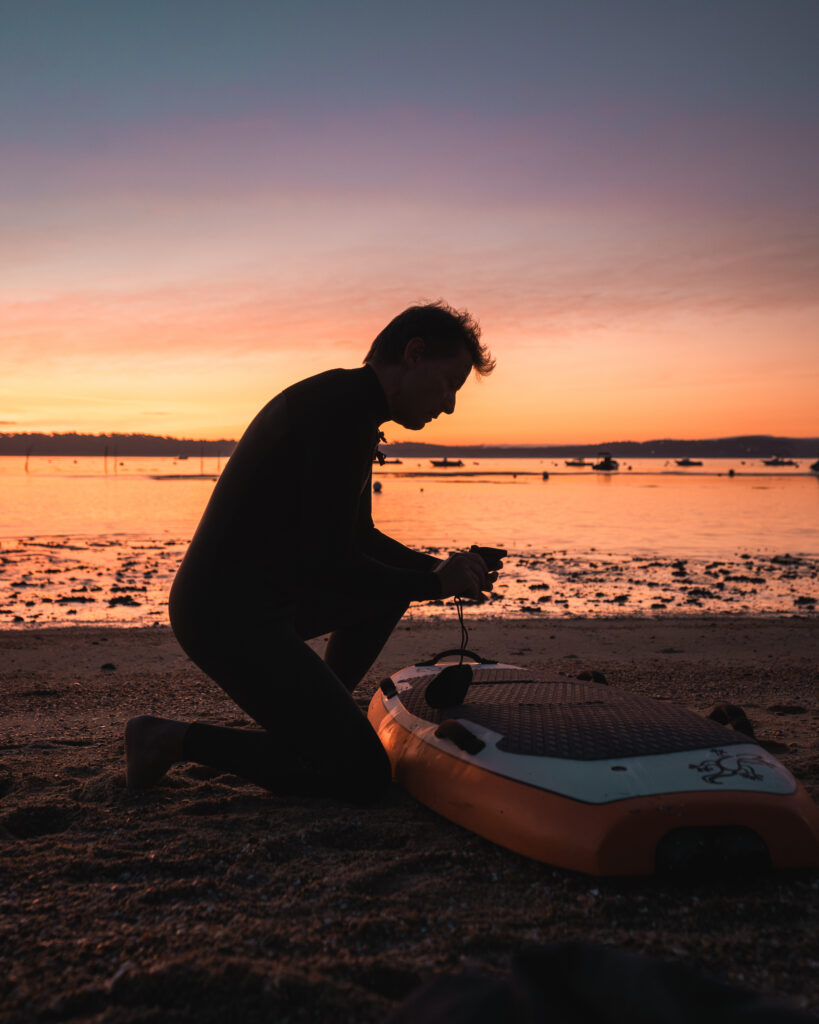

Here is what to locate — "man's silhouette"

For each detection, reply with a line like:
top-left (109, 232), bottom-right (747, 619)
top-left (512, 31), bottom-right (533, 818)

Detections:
top-left (126, 302), bottom-right (496, 801)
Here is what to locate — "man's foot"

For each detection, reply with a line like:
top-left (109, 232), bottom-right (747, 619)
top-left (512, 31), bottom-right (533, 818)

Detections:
top-left (125, 715), bottom-right (187, 790)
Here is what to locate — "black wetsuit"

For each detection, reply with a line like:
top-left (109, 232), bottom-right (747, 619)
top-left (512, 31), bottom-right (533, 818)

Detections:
top-left (169, 364), bottom-right (441, 802)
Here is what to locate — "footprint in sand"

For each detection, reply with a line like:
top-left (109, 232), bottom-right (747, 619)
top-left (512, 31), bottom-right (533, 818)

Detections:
top-left (1, 803), bottom-right (73, 838)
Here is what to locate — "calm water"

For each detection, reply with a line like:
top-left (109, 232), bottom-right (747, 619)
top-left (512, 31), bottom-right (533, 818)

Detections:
top-left (1, 456), bottom-right (817, 627)
top-left (2, 456), bottom-right (817, 557)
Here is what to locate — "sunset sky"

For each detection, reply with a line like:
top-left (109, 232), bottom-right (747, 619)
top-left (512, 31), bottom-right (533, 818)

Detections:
top-left (2, 0), bottom-right (817, 445)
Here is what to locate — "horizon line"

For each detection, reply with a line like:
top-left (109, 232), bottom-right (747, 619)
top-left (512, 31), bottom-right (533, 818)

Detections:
top-left (2, 430), bottom-right (819, 447)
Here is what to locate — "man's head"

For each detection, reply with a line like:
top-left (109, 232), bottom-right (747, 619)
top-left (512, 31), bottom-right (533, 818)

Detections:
top-left (364, 302), bottom-right (494, 430)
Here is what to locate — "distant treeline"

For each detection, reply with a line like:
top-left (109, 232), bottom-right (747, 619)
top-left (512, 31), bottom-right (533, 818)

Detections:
top-left (0, 433), bottom-right (236, 457)
top-left (380, 435), bottom-right (819, 459)
top-left (0, 432), bottom-right (817, 459)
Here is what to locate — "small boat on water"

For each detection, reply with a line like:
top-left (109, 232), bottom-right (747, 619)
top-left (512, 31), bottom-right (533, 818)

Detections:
top-left (565, 458), bottom-right (591, 467)
top-left (810, 458), bottom-right (819, 474)
top-left (431, 456), bottom-right (464, 468)
top-left (592, 453), bottom-right (619, 472)
top-left (675, 458), bottom-right (703, 467)
top-left (762, 456), bottom-right (798, 467)
top-left (381, 458), bottom-right (403, 464)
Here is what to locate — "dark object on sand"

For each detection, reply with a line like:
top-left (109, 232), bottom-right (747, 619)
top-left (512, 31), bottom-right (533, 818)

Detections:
top-left (388, 942), bottom-right (819, 1024)
top-left (576, 670), bottom-right (608, 684)
top-left (708, 702), bottom-right (755, 738)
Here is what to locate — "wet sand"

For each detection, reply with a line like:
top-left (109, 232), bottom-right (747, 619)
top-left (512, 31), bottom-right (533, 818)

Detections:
top-left (2, 535), bottom-right (817, 627)
top-left (2, 617), bottom-right (819, 1021)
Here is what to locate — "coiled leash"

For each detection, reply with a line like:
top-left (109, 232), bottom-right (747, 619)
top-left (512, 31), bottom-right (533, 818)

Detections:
top-left (423, 546), bottom-right (506, 708)
top-left (422, 597), bottom-right (476, 708)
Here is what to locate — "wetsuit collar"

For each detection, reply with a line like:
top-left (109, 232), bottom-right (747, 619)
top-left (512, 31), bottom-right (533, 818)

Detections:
top-left (361, 362), bottom-right (391, 425)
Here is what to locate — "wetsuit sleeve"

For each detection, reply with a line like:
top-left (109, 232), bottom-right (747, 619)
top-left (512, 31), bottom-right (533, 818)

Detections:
top-left (356, 472), bottom-right (443, 573)
top-left (290, 401), bottom-right (442, 603)
top-left (348, 542), bottom-right (443, 602)
top-left (367, 529), bottom-right (443, 572)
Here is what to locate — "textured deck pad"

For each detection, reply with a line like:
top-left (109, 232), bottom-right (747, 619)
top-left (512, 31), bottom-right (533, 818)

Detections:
top-left (399, 679), bottom-right (738, 760)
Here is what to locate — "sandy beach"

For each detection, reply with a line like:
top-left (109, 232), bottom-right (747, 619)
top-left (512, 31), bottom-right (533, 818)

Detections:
top-left (2, 616), bottom-right (819, 1021)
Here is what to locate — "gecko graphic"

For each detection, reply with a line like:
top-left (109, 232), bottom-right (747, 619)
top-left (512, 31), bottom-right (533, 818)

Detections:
top-left (688, 748), bottom-right (774, 786)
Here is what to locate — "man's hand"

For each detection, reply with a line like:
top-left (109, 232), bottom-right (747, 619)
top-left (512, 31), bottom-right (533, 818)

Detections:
top-left (434, 551), bottom-right (498, 600)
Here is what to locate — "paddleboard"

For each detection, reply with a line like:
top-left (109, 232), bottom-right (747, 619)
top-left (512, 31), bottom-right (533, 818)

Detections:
top-left (368, 650), bottom-right (819, 876)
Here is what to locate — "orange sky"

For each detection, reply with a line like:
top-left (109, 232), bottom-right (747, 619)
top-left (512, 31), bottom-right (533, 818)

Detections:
top-left (5, 232), bottom-right (817, 444)
top-left (2, 3), bottom-right (817, 445)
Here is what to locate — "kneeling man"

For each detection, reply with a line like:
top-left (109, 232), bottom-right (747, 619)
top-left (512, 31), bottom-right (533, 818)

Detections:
top-left (126, 302), bottom-right (496, 802)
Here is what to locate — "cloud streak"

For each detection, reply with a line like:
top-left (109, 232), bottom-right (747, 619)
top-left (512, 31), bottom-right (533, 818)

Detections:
top-left (2, 1), bottom-right (817, 441)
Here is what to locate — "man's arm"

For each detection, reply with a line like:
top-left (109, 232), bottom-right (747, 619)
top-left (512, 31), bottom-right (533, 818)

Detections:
top-left (355, 469), bottom-right (443, 572)
top-left (290, 392), bottom-right (441, 603)
top-left (366, 528), bottom-right (442, 571)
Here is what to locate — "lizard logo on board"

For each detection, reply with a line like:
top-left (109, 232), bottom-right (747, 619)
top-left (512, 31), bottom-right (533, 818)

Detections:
top-left (688, 748), bottom-right (774, 786)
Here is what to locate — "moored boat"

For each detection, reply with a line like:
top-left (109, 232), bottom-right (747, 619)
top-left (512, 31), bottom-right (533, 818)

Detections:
top-left (762, 456), bottom-right (798, 467)
top-left (592, 452), bottom-right (619, 472)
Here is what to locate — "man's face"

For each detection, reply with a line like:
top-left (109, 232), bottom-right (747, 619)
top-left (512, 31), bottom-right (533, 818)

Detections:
top-left (392, 342), bottom-right (474, 431)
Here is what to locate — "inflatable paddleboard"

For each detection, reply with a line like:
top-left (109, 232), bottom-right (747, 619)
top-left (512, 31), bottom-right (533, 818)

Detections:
top-left (368, 650), bottom-right (819, 876)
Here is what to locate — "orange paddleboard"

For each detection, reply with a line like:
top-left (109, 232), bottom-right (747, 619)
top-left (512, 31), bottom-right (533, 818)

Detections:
top-left (368, 653), bottom-right (819, 876)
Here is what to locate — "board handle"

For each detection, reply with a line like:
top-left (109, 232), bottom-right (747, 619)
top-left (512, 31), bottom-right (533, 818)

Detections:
top-left (434, 719), bottom-right (485, 754)
top-left (417, 649), bottom-right (493, 666)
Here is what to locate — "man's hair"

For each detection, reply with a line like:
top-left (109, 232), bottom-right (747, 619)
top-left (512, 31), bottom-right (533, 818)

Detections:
top-left (364, 301), bottom-right (495, 376)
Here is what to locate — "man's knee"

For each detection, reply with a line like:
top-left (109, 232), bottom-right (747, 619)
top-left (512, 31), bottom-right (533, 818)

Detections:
top-left (339, 592), bottom-right (409, 632)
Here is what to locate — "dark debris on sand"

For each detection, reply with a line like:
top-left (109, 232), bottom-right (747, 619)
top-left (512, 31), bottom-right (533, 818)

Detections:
top-left (3, 538), bottom-right (818, 628)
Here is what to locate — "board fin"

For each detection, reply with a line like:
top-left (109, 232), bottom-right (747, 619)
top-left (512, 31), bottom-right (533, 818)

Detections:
top-left (424, 663), bottom-right (473, 708)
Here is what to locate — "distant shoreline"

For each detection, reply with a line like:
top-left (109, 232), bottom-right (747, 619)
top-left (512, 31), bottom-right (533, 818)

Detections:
top-left (1, 431), bottom-right (818, 459)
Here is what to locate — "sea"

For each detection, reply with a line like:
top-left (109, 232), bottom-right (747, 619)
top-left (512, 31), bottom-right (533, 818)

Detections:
top-left (1, 455), bottom-right (817, 628)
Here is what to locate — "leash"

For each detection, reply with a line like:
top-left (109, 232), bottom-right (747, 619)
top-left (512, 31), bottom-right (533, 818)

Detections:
top-left (455, 595), bottom-right (469, 664)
